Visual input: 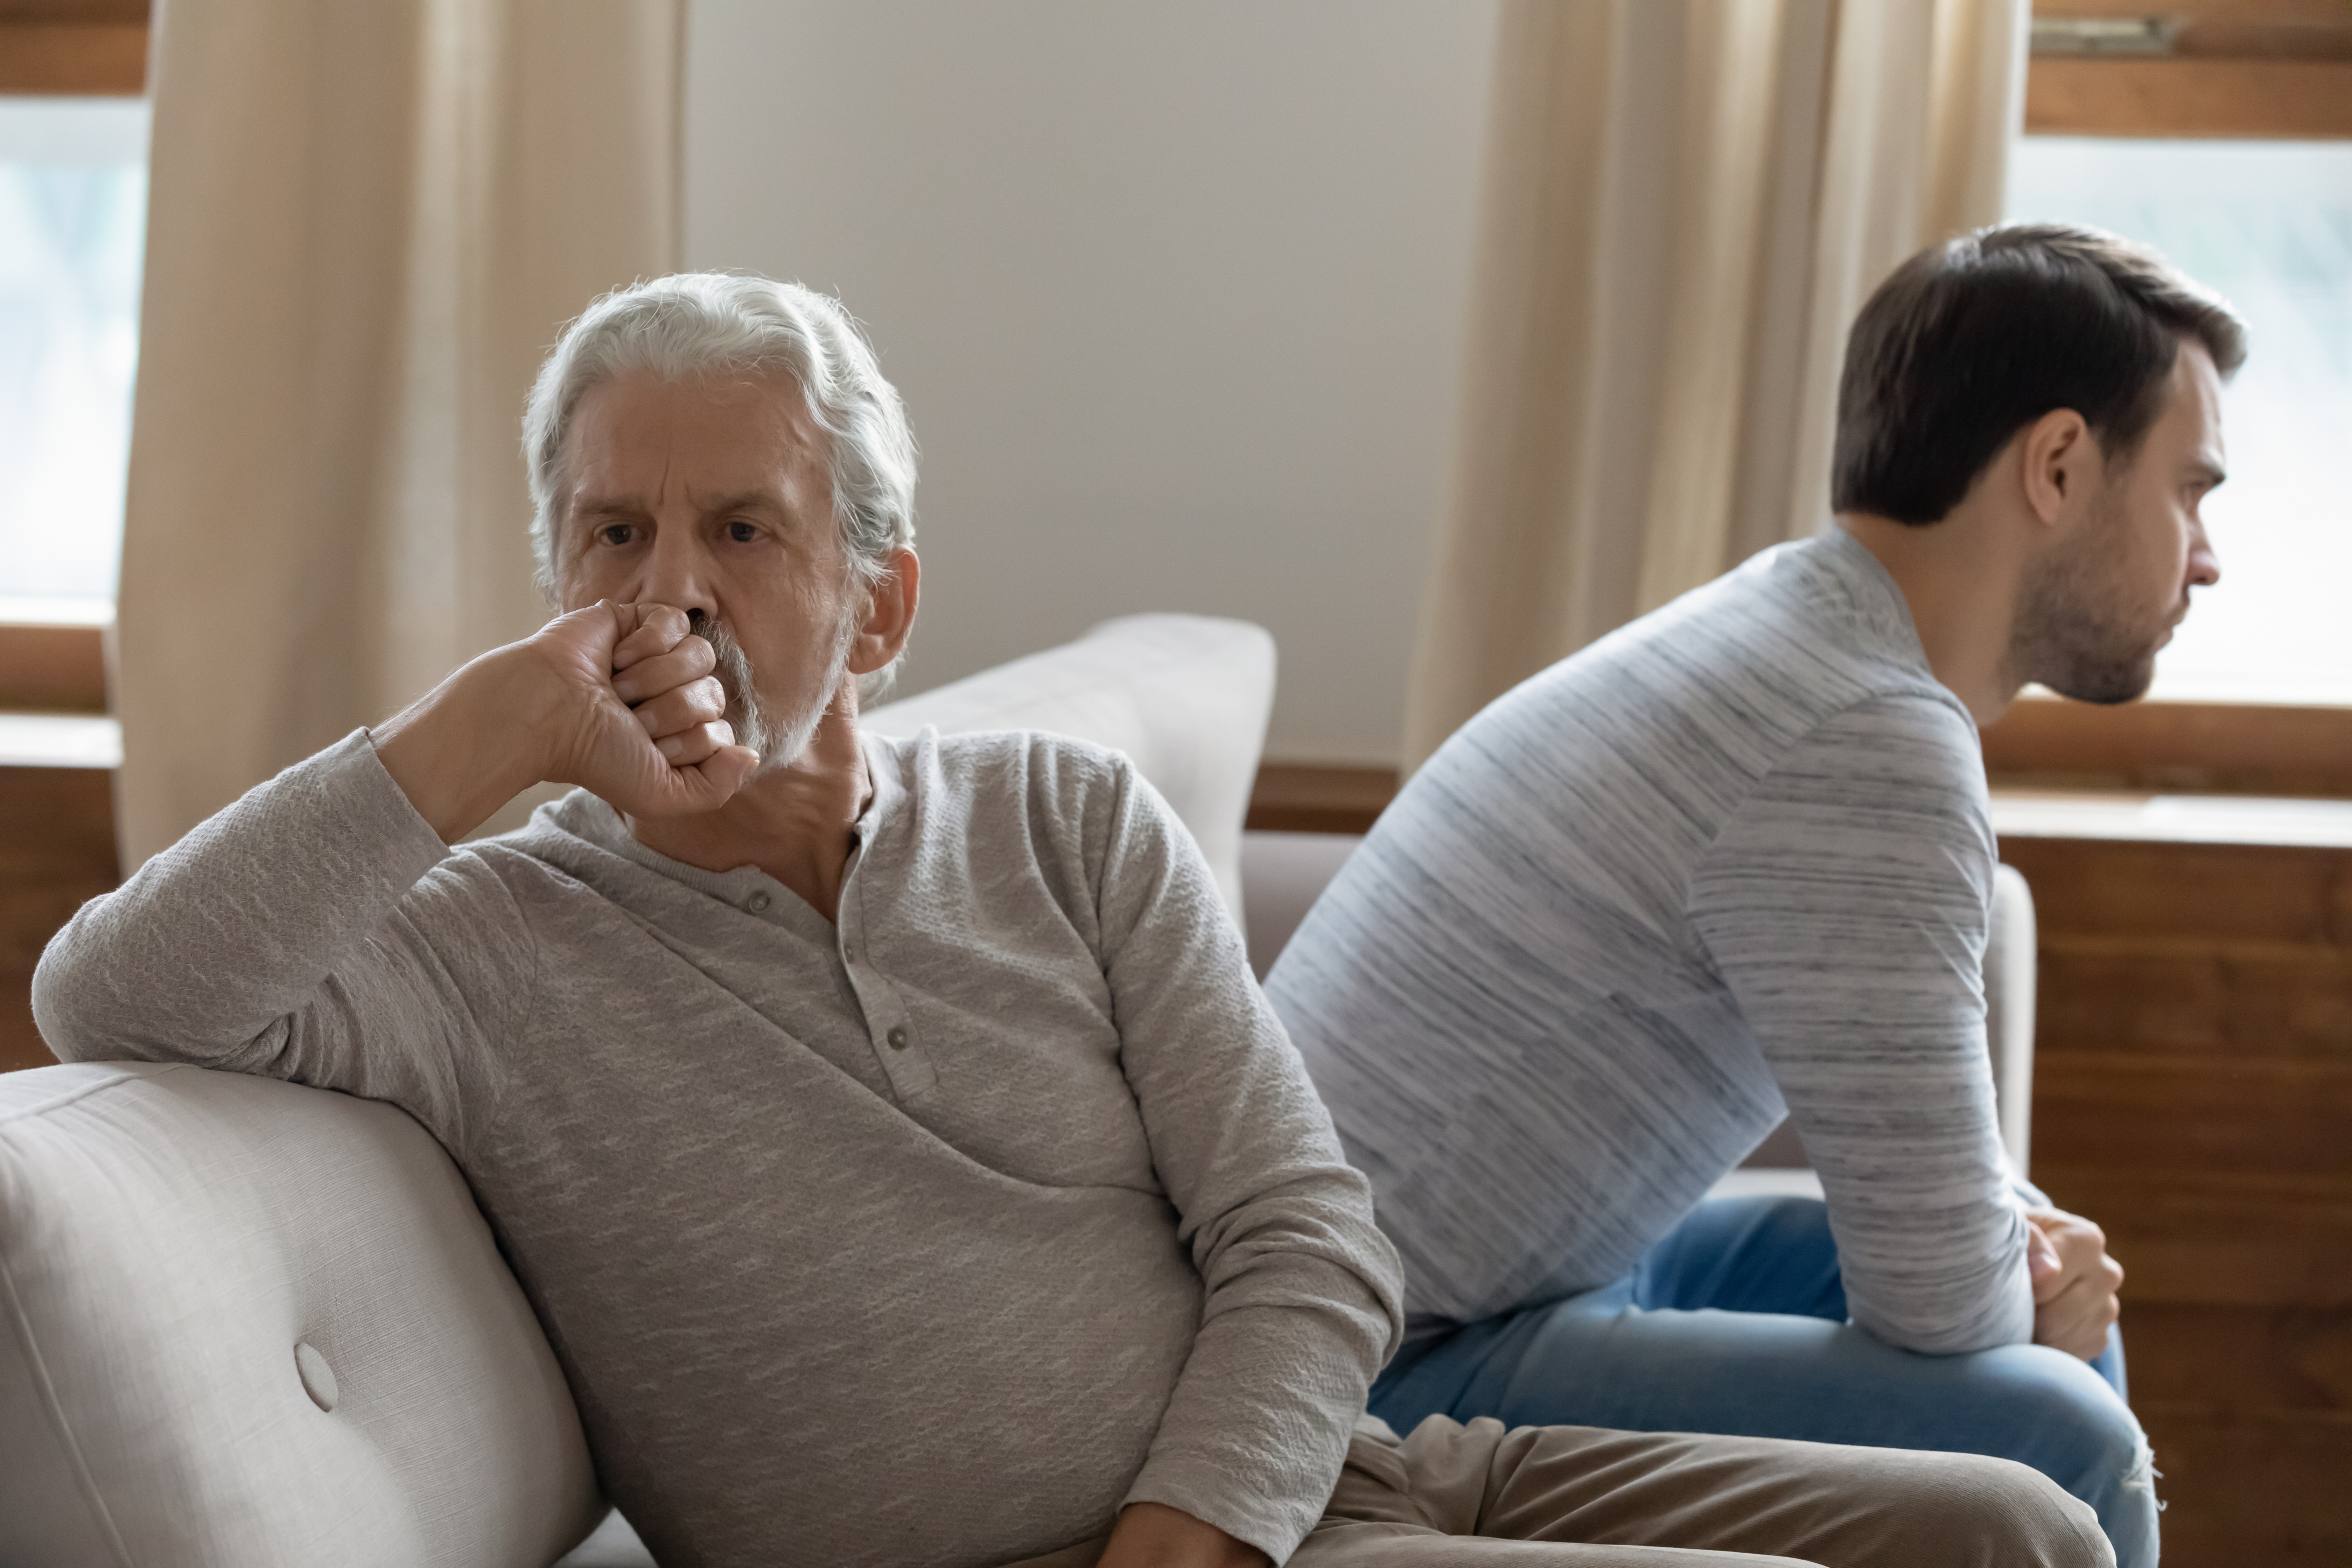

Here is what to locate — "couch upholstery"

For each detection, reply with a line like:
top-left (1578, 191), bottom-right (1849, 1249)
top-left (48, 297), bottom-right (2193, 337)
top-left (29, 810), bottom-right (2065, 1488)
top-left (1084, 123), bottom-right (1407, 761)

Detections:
top-left (0, 613), bottom-right (1275, 1568)
top-left (866, 612), bottom-right (1275, 932)
top-left (0, 1063), bottom-right (603, 1568)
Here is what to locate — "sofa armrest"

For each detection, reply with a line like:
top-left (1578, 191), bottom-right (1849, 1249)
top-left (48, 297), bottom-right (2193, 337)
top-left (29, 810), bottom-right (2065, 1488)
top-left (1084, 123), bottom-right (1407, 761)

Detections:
top-left (1986, 862), bottom-right (2038, 1178)
top-left (0, 1062), bottom-right (602, 1568)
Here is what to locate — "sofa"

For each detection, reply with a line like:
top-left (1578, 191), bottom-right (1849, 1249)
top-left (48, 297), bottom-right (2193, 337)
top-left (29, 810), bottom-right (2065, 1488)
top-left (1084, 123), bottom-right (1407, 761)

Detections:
top-left (0, 612), bottom-right (2034, 1567)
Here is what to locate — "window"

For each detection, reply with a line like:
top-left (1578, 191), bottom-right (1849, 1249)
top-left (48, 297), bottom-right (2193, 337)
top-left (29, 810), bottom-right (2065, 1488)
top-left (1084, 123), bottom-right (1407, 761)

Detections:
top-left (2006, 137), bottom-right (2352, 704)
top-left (1979, 4), bottom-right (2352, 793)
top-left (0, 95), bottom-right (147, 608)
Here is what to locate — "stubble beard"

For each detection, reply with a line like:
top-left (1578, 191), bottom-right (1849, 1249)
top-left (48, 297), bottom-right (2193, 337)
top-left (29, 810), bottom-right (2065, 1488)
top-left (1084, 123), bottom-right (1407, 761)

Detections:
top-left (2005, 489), bottom-right (2178, 707)
top-left (690, 610), bottom-right (859, 774)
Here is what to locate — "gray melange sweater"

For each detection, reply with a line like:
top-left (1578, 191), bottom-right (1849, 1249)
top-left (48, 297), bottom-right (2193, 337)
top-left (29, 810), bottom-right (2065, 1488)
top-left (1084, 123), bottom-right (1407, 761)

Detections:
top-left (1266, 530), bottom-right (2037, 1356)
top-left (34, 727), bottom-right (1403, 1568)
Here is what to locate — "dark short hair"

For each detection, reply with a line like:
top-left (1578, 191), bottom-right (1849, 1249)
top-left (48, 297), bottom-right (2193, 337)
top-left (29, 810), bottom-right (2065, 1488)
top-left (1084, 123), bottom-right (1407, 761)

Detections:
top-left (1831, 224), bottom-right (2246, 525)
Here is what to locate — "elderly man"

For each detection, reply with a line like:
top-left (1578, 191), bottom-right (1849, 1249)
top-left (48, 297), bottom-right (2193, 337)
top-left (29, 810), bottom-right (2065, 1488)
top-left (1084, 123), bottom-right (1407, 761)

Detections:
top-left (1267, 226), bottom-right (2241, 1568)
top-left (37, 274), bottom-right (2106, 1568)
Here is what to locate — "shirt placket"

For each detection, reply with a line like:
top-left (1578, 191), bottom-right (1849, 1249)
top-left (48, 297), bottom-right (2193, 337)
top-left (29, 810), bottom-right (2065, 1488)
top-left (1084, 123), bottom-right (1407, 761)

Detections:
top-left (834, 830), bottom-right (936, 1100)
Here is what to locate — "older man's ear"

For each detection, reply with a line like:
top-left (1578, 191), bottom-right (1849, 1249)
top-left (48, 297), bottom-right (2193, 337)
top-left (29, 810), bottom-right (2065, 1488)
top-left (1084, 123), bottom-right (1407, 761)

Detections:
top-left (850, 547), bottom-right (922, 686)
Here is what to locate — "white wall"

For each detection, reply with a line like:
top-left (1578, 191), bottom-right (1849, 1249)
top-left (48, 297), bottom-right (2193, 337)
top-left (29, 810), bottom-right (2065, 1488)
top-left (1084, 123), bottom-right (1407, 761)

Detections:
top-left (684, 1), bottom-right (1496, 765)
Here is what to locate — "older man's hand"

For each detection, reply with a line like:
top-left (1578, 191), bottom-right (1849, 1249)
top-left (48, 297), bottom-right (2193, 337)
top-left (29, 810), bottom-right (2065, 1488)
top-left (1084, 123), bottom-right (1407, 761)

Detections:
top-left (373, 601), bottom-right (759, 842)
top-left (2026, 1206), bottom-right (2124, 1362)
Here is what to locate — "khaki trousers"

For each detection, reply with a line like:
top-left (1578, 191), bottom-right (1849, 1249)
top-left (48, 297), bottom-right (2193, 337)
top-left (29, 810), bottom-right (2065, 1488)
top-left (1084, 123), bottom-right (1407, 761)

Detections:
top-left (1014, 1415), bottom-right (2113, 1567)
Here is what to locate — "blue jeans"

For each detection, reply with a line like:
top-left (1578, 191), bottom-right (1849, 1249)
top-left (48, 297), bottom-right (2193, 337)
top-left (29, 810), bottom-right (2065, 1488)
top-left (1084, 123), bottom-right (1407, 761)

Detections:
top-left (1372, 1196), bottom-right (2156, 1567)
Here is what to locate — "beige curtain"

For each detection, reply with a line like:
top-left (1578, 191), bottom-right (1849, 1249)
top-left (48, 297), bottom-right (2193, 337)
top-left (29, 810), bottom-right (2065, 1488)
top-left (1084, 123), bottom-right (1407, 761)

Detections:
top-left (1401, 0), bottom-right (2027, 769)
top-left (116, 0), bottom-right (682, 867)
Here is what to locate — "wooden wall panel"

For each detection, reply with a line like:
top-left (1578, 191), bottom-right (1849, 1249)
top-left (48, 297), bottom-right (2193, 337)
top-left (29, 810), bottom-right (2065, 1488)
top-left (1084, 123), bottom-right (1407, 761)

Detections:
top-left (2037, 943), bottom-right (2352, 1061)
top-left (2009, 838), bottom-right (2352, 946)
top-left (2125, 1303), bottom-right (2352, 1415)
top-left (2003, 833), bottom-right (2352, 1566)
top-left (0, 766), bottom-right (115, 1073)
top-left (2037, 1169), bottom-right (2352, 1310)
top-left (2036, 1052), bottom-right (2352, 1180)
top-left (2131, 1409), bottom-right (2352, 1567)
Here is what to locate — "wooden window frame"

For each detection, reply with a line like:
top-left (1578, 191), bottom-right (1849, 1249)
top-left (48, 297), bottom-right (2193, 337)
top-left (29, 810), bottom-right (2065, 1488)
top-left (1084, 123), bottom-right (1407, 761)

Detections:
top-left (0, 1), bottom-right (148, 96)
top-left (0, 1), bottom-right (145, 703)
top-left (2029, 0), bottom-right (2352, 142)
top-left (0, 3), bottom-right (145, 1072)
top-left (0, 1), bottom-right (144, 708)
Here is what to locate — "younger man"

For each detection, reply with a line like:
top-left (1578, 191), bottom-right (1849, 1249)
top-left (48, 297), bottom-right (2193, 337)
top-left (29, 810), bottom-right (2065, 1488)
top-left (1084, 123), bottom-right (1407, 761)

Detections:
top-left (1268, 225), bottom-right (2243, 1568)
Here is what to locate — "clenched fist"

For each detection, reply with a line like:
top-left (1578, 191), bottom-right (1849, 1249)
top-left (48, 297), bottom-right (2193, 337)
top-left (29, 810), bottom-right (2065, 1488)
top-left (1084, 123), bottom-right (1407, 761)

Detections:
top-left (2026, 1206), bottom-right (2124, 1362)
top-left (373, 601), bottom-right (761, 843)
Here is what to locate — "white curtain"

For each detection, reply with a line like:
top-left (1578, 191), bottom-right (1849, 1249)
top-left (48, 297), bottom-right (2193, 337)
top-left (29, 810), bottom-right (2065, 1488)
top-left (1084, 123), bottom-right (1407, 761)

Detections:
top-left (117, 0), bottom-right (682, 866)
top-left (1401, 0), bottom-right (2027, 769)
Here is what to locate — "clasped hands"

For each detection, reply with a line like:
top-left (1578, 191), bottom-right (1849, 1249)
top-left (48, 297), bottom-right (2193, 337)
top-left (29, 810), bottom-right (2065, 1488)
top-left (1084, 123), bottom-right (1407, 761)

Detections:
top-left (374, 602), bottom-right (762, 845)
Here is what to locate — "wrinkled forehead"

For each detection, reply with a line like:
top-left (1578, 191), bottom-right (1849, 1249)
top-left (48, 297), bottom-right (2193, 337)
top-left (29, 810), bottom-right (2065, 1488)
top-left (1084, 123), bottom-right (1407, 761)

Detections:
top-left (560, 367), bottom-right (832, 517)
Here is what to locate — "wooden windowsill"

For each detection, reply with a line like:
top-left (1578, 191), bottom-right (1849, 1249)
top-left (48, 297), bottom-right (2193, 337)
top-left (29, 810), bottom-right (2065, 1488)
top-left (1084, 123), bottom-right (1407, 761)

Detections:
top-left (1990, 788), bottom-right (2352, 848)
top-left (1982, 692), bottom-right (2352, 799)
top-left (0, 713), bottom-right (120, 770)
top-left (1253, 694), bottom-right (2352, 843)
top-left (0, 600), bottom-right (112, 715)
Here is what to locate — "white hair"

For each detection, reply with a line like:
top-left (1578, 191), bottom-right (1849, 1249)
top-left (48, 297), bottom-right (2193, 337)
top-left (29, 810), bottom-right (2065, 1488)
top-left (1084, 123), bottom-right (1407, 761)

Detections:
top-left (522, 272), bottom-right (918, 703)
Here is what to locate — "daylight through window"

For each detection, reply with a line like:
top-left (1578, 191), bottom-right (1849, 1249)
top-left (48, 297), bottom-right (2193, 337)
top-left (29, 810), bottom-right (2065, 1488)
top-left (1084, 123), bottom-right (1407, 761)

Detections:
top-left (2007, 136), bottom-right (2352, 705)
top-left (0, 96), bottom-right (147, 608)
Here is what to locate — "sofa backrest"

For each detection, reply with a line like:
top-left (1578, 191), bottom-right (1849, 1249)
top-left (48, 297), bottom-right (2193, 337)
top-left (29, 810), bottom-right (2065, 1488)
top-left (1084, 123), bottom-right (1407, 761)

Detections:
top-left (0, 1062), bottom-right (602, 1568)
top-left (866, 612), bottom-right (1275, 932)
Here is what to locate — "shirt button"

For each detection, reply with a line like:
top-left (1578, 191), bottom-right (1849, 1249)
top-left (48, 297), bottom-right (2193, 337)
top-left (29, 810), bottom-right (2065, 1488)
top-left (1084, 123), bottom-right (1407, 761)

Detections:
top-left (747, 892), bottom-right (771, 913)
top-left (886, 1026), bottom-right (909, 1051)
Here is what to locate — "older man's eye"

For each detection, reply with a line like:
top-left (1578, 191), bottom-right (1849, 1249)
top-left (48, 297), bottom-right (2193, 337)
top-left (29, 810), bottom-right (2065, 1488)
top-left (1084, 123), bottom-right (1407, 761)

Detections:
top-left (727, 520), bottom-right (759, 543)
top-left (600, 524), bottom-right (635, 546)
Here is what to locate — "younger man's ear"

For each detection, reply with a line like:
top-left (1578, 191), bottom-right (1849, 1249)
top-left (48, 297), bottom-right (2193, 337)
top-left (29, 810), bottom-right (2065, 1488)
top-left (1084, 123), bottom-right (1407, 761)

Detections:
top-left (2020, 408), bottom-right (2096, 530)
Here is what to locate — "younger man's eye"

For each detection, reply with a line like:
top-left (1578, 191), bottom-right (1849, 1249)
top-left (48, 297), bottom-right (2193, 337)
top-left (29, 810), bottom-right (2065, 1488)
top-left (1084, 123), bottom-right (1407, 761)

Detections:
top-left (728, 520), bottom-right (758, 543)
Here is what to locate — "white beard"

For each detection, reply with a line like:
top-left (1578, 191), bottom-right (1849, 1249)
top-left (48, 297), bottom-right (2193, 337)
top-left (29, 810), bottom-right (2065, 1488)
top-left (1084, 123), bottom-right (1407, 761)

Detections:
top-left (695, 609), bottom-right (858, 773)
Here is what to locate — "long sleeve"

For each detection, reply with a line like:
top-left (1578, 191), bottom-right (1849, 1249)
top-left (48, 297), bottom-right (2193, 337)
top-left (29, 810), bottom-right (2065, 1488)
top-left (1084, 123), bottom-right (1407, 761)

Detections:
top-left (1093, 762), bottom-right (1404, 1563)
top-left (32, 730), bottom-right (538, 1153)
top-left (1688, 694), bottom-right (2035, 1355)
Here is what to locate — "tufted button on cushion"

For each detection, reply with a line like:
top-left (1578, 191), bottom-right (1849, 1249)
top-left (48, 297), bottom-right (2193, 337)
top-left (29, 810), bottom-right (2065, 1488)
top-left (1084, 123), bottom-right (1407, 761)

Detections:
top-left (0, 1062), bottom-right (603, 1567)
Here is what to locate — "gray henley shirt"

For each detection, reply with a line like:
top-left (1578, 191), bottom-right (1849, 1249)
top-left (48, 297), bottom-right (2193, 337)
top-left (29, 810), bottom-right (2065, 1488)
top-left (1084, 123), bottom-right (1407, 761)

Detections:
top-left (35, 726), bottom-right (1403, 1568)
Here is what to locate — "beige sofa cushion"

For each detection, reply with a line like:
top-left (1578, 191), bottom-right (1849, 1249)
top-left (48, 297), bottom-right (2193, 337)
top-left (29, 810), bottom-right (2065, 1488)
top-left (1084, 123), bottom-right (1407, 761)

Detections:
top-left (867, 612), bottom-right (1275, 932)
top-left (0, 1062), bottom-right (602, 1567)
